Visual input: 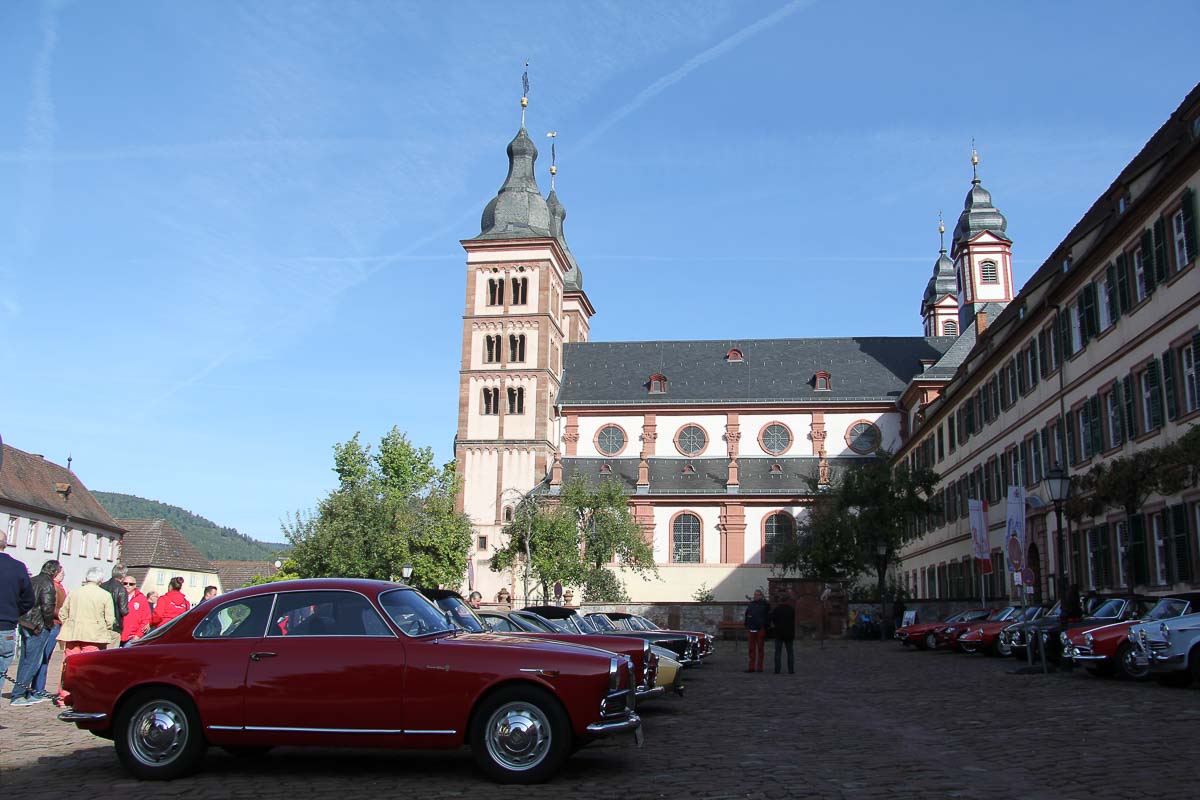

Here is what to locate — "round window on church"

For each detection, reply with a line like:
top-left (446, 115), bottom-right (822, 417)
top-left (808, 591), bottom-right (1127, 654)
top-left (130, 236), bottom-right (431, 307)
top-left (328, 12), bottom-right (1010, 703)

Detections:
top-left (759, 423), bottom-right (792, 455)
top-left (846, 421), bottom-right (882, 454)
top-left (675, 425), bottom-right (708, 456)
top-left (596, 424), bottom-right (626, 456)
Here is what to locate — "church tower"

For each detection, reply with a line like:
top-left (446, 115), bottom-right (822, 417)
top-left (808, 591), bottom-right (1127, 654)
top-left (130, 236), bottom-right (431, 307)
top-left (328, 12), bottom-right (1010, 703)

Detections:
top-left (952, 149), bottom-right (1013, 334)
top-left (921, 216), bottom-right (961, 337)
top-left (456, 81), bottom-right (594, 601)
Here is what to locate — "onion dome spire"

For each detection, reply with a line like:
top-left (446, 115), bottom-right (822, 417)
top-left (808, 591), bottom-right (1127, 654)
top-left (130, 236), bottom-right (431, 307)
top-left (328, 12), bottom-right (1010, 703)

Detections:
top-left (952, 143), bottom-right (1009, 252)
top-left (922, 213), bottom-right (956, 314)
top-left (545, 132), bottom-right (583, 291)
top-left (476, 63), bottom-right (551, 240)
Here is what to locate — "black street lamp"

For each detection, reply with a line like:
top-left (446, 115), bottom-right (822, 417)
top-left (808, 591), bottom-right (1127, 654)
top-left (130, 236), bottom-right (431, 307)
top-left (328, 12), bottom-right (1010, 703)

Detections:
top-left (1043, 467), bottom-right (1071, 599)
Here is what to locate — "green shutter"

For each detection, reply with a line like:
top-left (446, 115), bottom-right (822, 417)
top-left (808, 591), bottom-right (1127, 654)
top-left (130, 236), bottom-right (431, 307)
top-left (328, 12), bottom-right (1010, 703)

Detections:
top-left (1029, 344), bottom-right (1039, 387)
top-left (1017, 350), bottom-right (1028, 395)
top-left (1183, 188), bottom-right (1198, 264)
top-left (1122, 374), bottom-right (1136, 437)
top-left (1115, 253), bottom-right (1131, 313)
top-left (1111, 380), bottom-right (1124, 445)
top-left (1153, 217), bottom-right (1168, 281)
top-left (1141, 230), bottom-right (1157, 294)
top-left (1162, 348), bottom-right (1178, 421)
top-left (1038, 330), bottom-right (1049, 377)
top-left (1083, 284), bottom-right (1100, 341)
top-left (1105, 262), bottom-right (1121, 322)
top-left (1129, 515), bottom-right (1147, 586)
top-left (1066, 411), bottom-right (1078, 464)
top-left (1058, 310), bottom-right (1073, 357)
top-left (1147, 359), bottom-right (1163, 430)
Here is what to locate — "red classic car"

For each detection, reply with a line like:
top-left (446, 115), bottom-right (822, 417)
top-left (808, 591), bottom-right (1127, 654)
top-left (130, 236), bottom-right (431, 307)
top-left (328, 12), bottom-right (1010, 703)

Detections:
top-left (1063, 592), bottom-right (1200, 679)
top-left (894, 609), bottom-right (990, 650)
top-left (957, 605), bottom-right (1049, 655)
top-left (588, 612), bottom-right (715, 661)
top-left (58, 579), bottom-right (641, 783)
top-left (933, 607), bottom-right (1019, 650)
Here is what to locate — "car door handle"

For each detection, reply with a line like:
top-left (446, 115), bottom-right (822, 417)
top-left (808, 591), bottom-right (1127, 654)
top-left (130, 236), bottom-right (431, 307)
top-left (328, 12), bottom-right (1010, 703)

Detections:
top-left (250, 651), bottom-right (278, 661)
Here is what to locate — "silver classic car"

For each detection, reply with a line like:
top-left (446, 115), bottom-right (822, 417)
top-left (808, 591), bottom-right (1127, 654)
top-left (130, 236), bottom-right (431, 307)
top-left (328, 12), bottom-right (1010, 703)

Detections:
top-left (1128, 610), bottom-right (1200, 686)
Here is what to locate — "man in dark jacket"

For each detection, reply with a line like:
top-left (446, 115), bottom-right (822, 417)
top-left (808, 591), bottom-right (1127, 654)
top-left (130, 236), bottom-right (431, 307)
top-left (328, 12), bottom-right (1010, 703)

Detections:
top-left (0, 531), bottom-right (36, 684)
top-left (769, 591), bottom-right (796, 675)
top-left (11, 559), bottom-right (61, 705)
top-left (100, 564), bottom-right (130, 648)
top-left (744, 589), bottom-right (770, 673)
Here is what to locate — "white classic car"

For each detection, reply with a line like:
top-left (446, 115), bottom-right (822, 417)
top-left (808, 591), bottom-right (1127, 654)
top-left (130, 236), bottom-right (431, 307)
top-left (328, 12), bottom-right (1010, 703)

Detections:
top-left (1128, 610), bottom-right (1200, 687)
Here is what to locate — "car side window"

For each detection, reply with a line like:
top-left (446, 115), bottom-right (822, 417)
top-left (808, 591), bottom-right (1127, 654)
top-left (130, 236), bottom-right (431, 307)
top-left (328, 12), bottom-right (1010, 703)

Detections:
top-left (194, 596), bottom-right (273, 640)
top-left (268, 591), bottom-right (392, 637)
top-left (485, 616), bottom-right (513, 632)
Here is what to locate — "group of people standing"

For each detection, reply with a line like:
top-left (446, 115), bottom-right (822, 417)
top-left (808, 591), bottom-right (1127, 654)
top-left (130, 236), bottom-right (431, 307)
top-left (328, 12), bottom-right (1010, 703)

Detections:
top-left (0, 531), bottom-right (215, 709)
top-left (743, 588), bottom-right (797, 675)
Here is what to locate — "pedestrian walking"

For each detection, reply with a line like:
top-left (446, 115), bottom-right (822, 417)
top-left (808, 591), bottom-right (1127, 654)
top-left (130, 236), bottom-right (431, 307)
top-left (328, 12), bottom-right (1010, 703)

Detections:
top-left (0, 531), bottom-right (36, 695)
top-left (744, 589), bottom-right (770, 673)
top-left (57, 567), bottom-right (114, 707)
top-left (150, 577), bottom-right (190, 628)
top-left (11, 560), bottom-right (63, 705)
top-left (120, 576), bottom-right (151, 645)
top-left (769, 591), bottom-right (796, 675)
top-left (99, 564), bottom-right (130, 649)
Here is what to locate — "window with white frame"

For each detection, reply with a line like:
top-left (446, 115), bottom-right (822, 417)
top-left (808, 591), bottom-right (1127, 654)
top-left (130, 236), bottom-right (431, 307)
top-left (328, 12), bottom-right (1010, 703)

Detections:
top-left (157, 570), bottom-right (166, 586)
top-left (1133, 248), bottom-right (1149, 302)
top-left (1152, 514), bottom-right (1168, 585)
top-left (61, 527), bottom-right (72, 555)
top-left (1070, 302), bottom-right (1083, 352)
top-left (190, 574), bottom-right (198, 587)
top-left (1140, 371), bottom-right (1155, 434)
top-left (1098, 277), bottom-right (1113, 330)
top-left (5, 517), bottom-right (14, 546)
top-left (1174, 209), bottom-right (1191, 268)
top-left (43, 524), bottom-right (55, 551)
top-left (1086, 529), bottom-right (1099, 588)
top-left (1105, 390), bottom-right (1123, 448)
top-left (1184, 340), bottom-right (1199, 414)
top-left (1076, 407), bottom-right (1090, 460)
top-left (1115, 521), bottom-right (1128, 587)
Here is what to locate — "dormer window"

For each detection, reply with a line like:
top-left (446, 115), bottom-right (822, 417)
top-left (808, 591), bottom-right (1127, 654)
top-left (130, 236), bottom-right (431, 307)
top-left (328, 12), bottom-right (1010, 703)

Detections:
top-left (681, 464), bottom-right (696, 475)
top-left (814, 371), bottom-right (832, 391)
top-left (599, 463), bottom-right (613, 475)
top-left (1061, 255), bottom-right (1072, 274)
top-left (769, 463), bottom-right (783, 475)
top-left (1117, 194), bottom-right (1127, 214)
top-left (726, 348), bottom-right (743, 362)
top-left (648, 373), bottom-right (668, 394)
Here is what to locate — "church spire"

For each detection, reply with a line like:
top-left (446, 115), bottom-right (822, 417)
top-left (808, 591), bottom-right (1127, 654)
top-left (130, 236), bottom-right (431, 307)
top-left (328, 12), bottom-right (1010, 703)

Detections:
top-left (952, 142), bottom-right (1009, 257)
top-left (545, 132), bottom-right (583, 292)
top-left (475, 64), bottom-right (551, 240)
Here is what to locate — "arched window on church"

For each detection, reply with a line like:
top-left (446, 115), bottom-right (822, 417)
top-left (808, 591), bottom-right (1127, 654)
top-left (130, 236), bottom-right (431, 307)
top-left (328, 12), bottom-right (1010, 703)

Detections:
top-left (507, 387), bottom-right (525, 415)
top-left (511, 277), bottom-right (529, 305)
top-left (509, 334), bottom-right (526, 362)
top-left (671, 513), bottom-right (701, 563)
top-left (763, 512), bottom-right (795, 563)
top-left (943, 320), bottom-right (958, 337)
top-left (484, 334), bottom-right (501, 363)
top-left (487, 278), bottom-right (505, 306)
top-left (481, 387), bottom-right (499, 415)
top-left (980, 260), bottom-right (999, 283)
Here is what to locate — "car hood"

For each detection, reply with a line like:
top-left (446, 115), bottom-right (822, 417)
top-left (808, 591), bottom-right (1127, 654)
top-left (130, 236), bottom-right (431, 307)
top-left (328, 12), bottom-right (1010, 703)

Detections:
top-left (437, 631), bottom-right (624, 661)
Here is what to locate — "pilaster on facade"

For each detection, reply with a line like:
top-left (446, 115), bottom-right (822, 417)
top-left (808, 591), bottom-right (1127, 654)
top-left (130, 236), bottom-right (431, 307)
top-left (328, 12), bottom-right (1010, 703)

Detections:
top-left (719, 503), bottom-right (746, 563)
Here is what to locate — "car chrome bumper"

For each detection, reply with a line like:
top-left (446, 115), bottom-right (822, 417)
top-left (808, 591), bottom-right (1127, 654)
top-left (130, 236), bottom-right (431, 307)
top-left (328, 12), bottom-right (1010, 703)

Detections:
top-left (58, 710), bottom-right (108, 723)
top-left (586, 712), bottom-right (642, 737)
top-left (1146, 652), bottom-right (1185, 670)
top-left (635, 685), bottom-right (665, 700)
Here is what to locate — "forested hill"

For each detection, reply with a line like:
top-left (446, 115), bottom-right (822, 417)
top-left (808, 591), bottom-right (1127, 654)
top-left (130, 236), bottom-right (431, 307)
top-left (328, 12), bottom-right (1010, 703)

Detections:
top-left (93, 492), bottom-right (284, 561)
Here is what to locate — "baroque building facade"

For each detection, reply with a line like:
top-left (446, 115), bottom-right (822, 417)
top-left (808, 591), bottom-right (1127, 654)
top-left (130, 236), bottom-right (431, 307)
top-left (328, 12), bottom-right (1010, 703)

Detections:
top-left (458, 84), bottom-right (1200, 604)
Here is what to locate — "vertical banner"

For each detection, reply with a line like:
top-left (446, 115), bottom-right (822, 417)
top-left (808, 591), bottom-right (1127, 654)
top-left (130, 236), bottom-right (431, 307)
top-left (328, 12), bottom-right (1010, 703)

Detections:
top-left (968, 499), bottom-right (992, 573)
top-left (1005, 486), bottom-right (1026, 576)
top-left (467, 557), bottom-right (475, 591)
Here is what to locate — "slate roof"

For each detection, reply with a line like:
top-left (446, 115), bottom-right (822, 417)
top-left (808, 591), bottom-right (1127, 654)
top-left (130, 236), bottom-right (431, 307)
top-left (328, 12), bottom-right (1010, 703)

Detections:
top-left (212, 560), bottom-right (279, 590)
top-left (548, 188), bottom-right (584, 291)
top-left (559, 456), bottom-right (865, 495)
top-left (952, 178), bottom-right (1010, 252)
top-left (558, 337), bottom-right (955, 406)
top-left (475, 126), bottom-right (552, 240)
top-left (921, 250), bottom-right (957, 313)
top-left (0, 444), bottom-right (123, 533)
top-left (116, 518), bottom-right (216, 584)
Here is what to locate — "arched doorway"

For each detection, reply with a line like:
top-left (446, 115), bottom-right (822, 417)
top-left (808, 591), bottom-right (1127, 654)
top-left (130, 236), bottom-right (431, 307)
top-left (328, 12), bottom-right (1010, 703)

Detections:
top-left (1027, 541), bottom-right (1043, 604)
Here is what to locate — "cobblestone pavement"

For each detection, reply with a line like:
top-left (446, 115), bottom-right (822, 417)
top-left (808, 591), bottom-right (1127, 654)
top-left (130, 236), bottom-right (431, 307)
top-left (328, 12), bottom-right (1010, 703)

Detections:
top-left (2, 640), bottom-right (1197, 799)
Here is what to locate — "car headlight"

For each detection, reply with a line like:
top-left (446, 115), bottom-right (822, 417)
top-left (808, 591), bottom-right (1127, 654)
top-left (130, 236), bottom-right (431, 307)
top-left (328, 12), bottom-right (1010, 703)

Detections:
top-left (1138, 629), bottom-right (1148, 644)
top-left (1084, 633), bottom-right (1093, 646)
top-left (1159, 622), bottom-right (1171, 643)
top-left (1059, 632), bottom-right (1069, 645)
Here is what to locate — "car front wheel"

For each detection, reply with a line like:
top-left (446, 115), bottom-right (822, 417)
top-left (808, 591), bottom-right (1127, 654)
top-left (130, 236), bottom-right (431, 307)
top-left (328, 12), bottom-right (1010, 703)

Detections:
top-left (924, 632), bottom-right (937, 650)
top-left (114, 688), bottom-right (207, 780)
top-left (1115, 643), bottom-right (1148, 681)
top-left (470, 686), bottom-right (572, 784)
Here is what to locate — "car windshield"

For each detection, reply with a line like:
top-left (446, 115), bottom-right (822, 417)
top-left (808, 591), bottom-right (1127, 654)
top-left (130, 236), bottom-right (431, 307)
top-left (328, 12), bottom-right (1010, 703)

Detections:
top-left (520, 611), bottom-right (571, 633)
top-left (634, 616), bottom-right (661, 631)
top-left (430, 595), bottom-right (487, 633)
top-left (963, 609), bottom-right (990, 621)
top-left (132, 609), bottom-right (190, 644)
top-left (1146, 598), bottom-right (1189, 620)
top-left (1091, 599), bottom-right (1124, 618)
top-left (1020, 606), bottom-right (1045, 621)
top-left (569, 613), bottom-right (597, 634)
top-left (588, 614), bottom-right (617, 632)
top-left (379, 588), bottom-right (455, 636)
top-left (989, 607), bottom-right (1018, 621)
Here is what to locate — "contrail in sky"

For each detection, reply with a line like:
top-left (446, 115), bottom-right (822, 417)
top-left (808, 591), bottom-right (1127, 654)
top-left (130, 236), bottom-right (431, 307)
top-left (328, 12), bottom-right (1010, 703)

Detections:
top-left (576, 0), bottom-right (815, 153)
top-left (18, 0), bottom-right (64, 259)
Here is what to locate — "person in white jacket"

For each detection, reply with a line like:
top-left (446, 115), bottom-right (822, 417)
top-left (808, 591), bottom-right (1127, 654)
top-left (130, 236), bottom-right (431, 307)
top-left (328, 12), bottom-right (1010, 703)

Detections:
top-left (56, 567), bottom-right (114, 706)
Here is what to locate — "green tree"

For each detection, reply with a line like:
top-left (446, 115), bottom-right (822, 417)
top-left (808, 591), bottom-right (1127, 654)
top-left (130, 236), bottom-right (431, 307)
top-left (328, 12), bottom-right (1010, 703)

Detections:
top-left (283, 428), bottom-right (473, 587)
top-left (491, 494), bottom-right (584, 603)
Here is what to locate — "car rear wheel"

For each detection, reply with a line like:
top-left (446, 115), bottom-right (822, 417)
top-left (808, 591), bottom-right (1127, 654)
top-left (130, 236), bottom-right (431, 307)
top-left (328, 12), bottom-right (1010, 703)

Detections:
top-left (924, 632), bottom-right (937, 650)
top-left (470, 686), bottom-right (571, 784)
top-left (1115, 643), bottom-right (1148, 681)
top-left (114, 687), bottom-right (207, 780)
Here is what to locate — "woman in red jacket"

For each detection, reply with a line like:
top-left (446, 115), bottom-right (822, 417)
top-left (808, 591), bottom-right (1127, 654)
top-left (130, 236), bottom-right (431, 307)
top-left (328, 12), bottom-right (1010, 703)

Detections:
top-left (150, 577), bottom-right (191, 628)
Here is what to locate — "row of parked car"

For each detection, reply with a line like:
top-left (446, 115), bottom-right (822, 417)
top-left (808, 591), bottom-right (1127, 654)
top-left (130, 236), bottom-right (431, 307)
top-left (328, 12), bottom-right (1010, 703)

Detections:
top-left (58, 578), bottom-right (712, 785)
top-left (893, 590), bottom-right (1200, 686)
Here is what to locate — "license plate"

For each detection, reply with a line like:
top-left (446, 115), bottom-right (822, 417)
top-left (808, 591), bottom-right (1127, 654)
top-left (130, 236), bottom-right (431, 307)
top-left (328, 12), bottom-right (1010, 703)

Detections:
top-left (634, 725), bottom-right (645, 747)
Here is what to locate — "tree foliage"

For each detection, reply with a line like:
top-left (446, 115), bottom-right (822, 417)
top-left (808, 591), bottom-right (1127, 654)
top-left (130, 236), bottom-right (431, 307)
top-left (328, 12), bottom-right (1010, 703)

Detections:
top-left (775, 451), bottom-right (939, 598)
top-left (283, 428), bottom-right (472, 587)
top-left (490, 477), bottom-right (658, 603)
top-left (1070, 424), bottom-right (1199, 520)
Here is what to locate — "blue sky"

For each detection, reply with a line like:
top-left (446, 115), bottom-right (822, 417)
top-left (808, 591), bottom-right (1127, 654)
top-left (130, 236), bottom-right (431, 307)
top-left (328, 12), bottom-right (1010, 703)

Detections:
top-left (2, 1), bottom-right (1197, 543)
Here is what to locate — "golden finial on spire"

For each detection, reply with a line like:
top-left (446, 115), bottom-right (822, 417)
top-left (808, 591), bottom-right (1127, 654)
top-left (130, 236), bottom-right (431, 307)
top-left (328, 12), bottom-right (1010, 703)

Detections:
top-left (520, 61), bottom-right (530, 125)
top-left (546, 131), bottom-right (558, 189)
top-left (971, 138), bottom-right (979, 181)
top-left (938, 212), bottom-right (945, 252)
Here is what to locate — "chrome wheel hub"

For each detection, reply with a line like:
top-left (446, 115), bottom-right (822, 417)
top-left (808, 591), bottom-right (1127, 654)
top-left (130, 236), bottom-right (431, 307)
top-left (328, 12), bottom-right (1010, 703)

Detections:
top-left (129, 700), bottom-right (188, 766)
top-left (484, 701), bottom-right (551, 771)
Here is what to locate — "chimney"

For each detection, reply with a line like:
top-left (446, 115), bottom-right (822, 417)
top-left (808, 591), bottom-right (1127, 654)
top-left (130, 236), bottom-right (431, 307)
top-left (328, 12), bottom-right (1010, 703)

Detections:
top-left (976, 311), bottom-right (988, 333)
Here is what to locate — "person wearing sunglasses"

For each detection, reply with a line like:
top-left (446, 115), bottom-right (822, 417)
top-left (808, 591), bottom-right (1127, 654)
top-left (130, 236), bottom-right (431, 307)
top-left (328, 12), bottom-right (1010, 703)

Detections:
top-left (99, 564), bottom-right (131, 649)
top-left (119, 575), bottom-right (151, 646)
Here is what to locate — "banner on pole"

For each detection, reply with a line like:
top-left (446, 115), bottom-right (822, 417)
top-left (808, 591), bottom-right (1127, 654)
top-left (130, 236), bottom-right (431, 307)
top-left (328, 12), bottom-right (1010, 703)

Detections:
top-left (1005, 485), bottom-right (1026, 575)
top-left (968, 499), bottom-right (992, 573)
